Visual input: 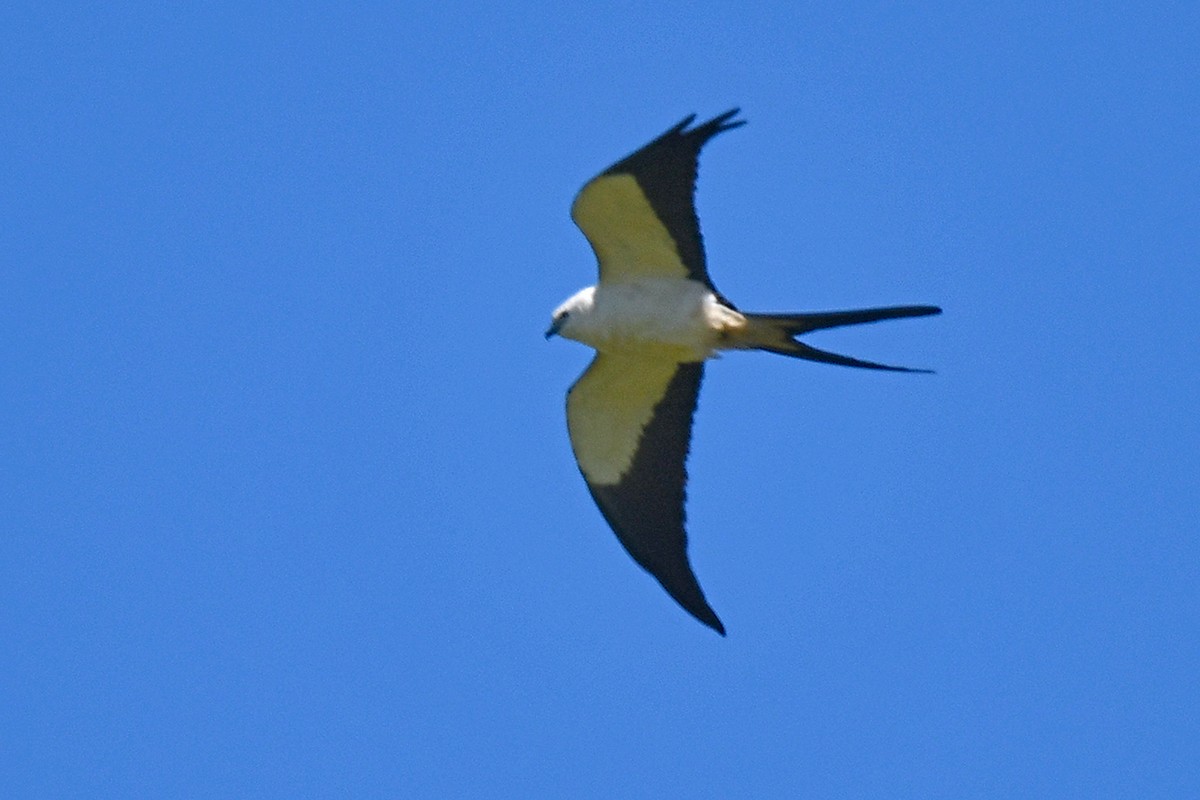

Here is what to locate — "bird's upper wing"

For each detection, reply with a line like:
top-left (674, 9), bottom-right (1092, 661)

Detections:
top-left (566, 354), bottom-right (723, 634)
top-left (570, 110), bottom-right (744, 295)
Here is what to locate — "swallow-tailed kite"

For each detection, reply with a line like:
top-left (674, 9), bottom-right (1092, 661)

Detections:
top-left (546, 109), bottom-right (941, 635)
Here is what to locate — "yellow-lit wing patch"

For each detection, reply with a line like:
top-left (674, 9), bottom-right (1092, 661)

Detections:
top-left (566, 353), bottom-right (680, 486)
top-left (571, 174), bottom-right (690, 285)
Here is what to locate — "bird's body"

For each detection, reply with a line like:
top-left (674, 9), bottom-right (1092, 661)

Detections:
top-left (551, 278), bottom-right (745, 362)
top-left (547, 110), bottom-right (941, 635)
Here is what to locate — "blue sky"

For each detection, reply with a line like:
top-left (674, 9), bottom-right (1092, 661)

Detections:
top-left (3, 2), bottom-right (1197, 797)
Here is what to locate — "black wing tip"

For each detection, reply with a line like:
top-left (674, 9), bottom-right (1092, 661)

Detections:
top-left (673, 596), bottom-right (725, 635)
top-left (670, 113), bottom-right (699, 132)
top-left (712, 107), bottom-right (746, 131)
top-left (661, 580), bottom-right (726, 635)
top-left (683, 108), bottom-right (746, 139)
top-left (705, 613), bottom-right (728, 637)
top-left (599, 108), bottom-right (746, 181)
top-left (659, 109), bottom-right (745, 145)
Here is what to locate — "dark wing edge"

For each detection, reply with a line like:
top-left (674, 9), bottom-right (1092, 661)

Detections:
top-left (598, 109), bottom-right (745, 299)
top-left (572, 361), bottom-right (725, 635)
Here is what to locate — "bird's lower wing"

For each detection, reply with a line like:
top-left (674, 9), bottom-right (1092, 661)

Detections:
top-left (566, 354), bottom-right (723, 634)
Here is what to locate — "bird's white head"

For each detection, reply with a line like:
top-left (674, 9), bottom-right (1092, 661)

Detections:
top-left (545, 286), bottom-right (596, 341)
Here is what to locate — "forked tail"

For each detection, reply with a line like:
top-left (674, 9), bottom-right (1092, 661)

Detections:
top-left (739, 305), bottom-right (942, 372)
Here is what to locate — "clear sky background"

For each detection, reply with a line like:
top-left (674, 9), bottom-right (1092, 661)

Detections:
top-left (4, 2), bottom-right (1197, 797)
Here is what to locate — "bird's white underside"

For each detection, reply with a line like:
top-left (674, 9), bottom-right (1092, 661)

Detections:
top-left (554, 278), bottom-right (744, 362)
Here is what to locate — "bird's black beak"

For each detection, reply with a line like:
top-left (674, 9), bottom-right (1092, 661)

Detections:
top-left (544, 321), bottom-right (561, 340)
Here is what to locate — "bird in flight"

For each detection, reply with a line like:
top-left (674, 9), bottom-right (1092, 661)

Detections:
top-left (546, 109), bottom-right (940, 635)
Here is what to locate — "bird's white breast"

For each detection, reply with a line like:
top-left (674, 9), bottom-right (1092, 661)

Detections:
top-left (563, 279), bottom-right (743, 361)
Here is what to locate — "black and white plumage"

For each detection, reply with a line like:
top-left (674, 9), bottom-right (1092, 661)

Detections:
top-left (547, 110), bottom-right (941, 635)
